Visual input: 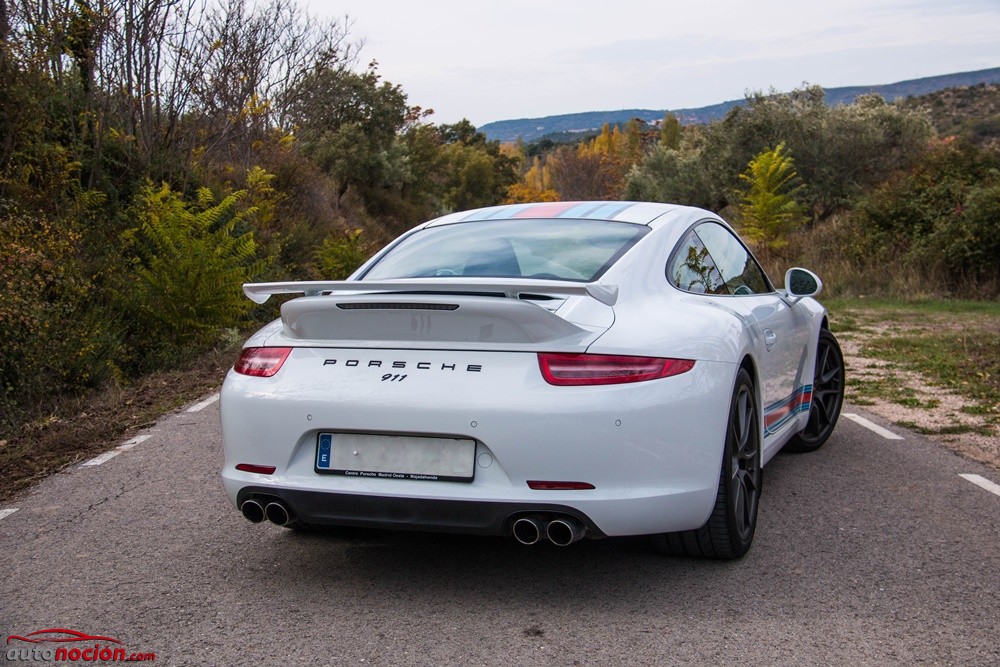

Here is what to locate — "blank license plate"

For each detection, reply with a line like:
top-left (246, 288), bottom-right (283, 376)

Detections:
top-left (315, 433), bottom-right (475, 482)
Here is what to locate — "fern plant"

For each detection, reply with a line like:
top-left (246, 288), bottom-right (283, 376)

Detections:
top-left (737, 142), bottom-right (808, 254)
top-left (124, 183), bottom-right (265, 347)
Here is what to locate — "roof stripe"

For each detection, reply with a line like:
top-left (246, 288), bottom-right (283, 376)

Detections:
top-left (559, 203), bottom-right (605, 219)
top-left (461, 205), bottom-right (517, 221)
top-left (612, 202), bottom-right (679, 223)
top-left (512, 202), bottom-right (579, 218)
top-left (587, 202), bottom-right (632, 220)
top-left (437, 201), bottom-right (690, 227)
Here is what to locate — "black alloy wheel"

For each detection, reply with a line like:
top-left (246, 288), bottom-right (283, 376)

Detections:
top-left (653, 367), bottom-right (762, 559)
top-left (785, 329), bottom-right (845, 453)
top-left (727, 376), bottom-right (761, 546)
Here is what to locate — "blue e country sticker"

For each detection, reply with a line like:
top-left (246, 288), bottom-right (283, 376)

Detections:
top-left (317, 434), bottom-right (332, 469)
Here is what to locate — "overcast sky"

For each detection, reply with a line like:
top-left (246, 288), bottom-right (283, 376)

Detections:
top-left (302, 0), bottom-right (1000, 126)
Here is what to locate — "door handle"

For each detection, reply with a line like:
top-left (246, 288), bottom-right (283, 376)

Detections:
top-left (764, 329), bottom-right (777, 351)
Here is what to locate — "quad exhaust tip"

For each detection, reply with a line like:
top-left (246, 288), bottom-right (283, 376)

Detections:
top-left (546, 517), bottom-right (586, 546)
top-left (240, 497), bottom-right (295, 527)
top-left (512, 516), bottom-right (546, 545)
top-left (512, 515), bottom-right (587, 546)
top-left (240, 499), bottom-right (266, 523)
top-left (264, 501), bottom-right (292, 527)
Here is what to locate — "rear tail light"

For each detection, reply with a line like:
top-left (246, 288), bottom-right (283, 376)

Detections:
top-left (234, 347), bottom-right (292, 377)
top-left (538, 353), bottom-right (694, 386)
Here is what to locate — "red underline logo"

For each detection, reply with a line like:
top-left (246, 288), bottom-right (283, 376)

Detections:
top-left (6, 628), bottom-right (122, 645)
top-left (6, 628), bottom-right (155, 662)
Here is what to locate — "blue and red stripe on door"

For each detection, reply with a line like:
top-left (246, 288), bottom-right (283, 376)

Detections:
top-left (763, 385), bottom-right (813, 437)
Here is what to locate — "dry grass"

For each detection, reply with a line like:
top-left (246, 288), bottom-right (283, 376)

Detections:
top-left (0, 345), bottom-right (238, 503)
top-left (826, 298), bottom-right (1000, 469)
top-left (760, 216), bottom-right (1000, 300)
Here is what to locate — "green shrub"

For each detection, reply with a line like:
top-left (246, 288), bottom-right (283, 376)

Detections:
top-left (315, 228), bottom-right (371, 279)
top-left (624, 146), bottom-right (715, 210)
top-left (121, 183), bottom-right (266, 362)
top-left (855, 140), bottom-right (1000, 288)
top-left (0, 207), bottom-right (118, 427)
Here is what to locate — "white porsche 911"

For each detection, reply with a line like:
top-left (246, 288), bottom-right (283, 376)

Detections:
top-left (220, 201), bottom-right (844, 558)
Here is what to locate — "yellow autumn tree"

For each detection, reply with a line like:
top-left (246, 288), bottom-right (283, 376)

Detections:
top-left (504, 155), bottom-right (559, 203)
top-left (737, 142), bottom-right (807, 254)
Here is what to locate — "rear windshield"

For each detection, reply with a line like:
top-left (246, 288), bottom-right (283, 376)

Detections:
top-left (362, 219), bottom-right (648, 282)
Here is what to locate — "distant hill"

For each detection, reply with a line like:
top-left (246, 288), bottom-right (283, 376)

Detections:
top-left (479, 67), bottom-right (1000, 143)
top-left (900, 82), bottom-right (1000, 146)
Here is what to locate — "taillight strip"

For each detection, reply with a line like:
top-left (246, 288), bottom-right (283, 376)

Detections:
top-left (234, 347), bottom-right (292, 377)
top-left (538, 353), bottom-right (694, 386)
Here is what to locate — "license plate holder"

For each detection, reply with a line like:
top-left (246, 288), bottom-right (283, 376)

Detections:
top-left (315, 433), bottom-right (475, 482)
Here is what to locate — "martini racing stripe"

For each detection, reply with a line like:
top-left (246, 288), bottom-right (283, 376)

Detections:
top-left (764, 385), bottom-right (813, 437)
top-left (458, 201), bottom-right (644, 223)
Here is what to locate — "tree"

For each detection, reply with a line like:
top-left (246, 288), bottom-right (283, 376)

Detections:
top-left (736, 142), bottom-right (807, 254)
top-left (434, 121), bottom-right (519, 212)
top-left (854, 138), bottom-right (1000, 286)
top-left (550, 145), bottom-right (618, 200)
top-left (623, 118), bottom-right (645, 164)
top-left (286, 62), bottom-right (410, 203)
top-left (504, 156), bottom-right (559, 203)
top-left (624, 146), bottom-right (714, 209)
top-left (660, 113), bottom-right (681, 150)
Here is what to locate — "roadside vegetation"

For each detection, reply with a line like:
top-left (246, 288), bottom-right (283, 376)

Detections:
top-left (830, 299), bottom-right (1000, 413)
top-left (826, 298), bottom-right (999, 468)
top-left (2, 1), bottom-right (998, 494)
top-left (0, 0), bottom-right (518, 437)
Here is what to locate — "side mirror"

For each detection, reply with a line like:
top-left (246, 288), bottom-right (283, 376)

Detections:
top-left (784, 268), bottom-right (823, 299)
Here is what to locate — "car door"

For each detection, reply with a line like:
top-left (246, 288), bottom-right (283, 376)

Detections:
top-left (685, 222), bottom-right (811, 440)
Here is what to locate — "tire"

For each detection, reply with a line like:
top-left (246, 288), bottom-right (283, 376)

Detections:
top-left (652, 368), bottom-right (762, 559)
top-left (784, 329), bottom-right (845, 453)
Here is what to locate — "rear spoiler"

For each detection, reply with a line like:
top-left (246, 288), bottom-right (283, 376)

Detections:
top-left (243, 279), bottom-right (619, 306)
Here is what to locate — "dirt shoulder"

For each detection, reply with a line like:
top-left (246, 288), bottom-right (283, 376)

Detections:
top-left (0, 347), bottom-right (236, 503)
top-left (830, 299), bottom-right (1000, 471)
top-left (839, 332), bottom-right (1000, 469)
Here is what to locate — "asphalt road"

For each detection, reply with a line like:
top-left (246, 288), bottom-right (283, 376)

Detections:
top-left (1, 398), bottom-right (998, 666)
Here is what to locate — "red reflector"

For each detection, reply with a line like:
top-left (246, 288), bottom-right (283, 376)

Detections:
top-left (527, 481), bottom-right (596, 490)
top-left (235, 463), bottom-right (276, 474)
top-left (538, 353), bottom-right (694, 386)
top-left (234, 347), bottom-right (292, 377)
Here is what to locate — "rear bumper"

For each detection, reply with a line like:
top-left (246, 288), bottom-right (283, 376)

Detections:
top-left (221, 348), bottom-right (737, 537)
top-left (236, 486), bottom-right (606, 537)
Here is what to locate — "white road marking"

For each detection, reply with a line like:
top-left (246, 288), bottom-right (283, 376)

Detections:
top-left (0, 508), bottom-right (18, 521)
top-left (117, 434), bottom-right (153, 451)
top-left (842, 413), bottom-right (904, 440)
top-left (81, 434), bottom-right (155, 467)
top-left (82, 450), bottom-right (122, 466)
top-left (186, 393), bottom-right (220, 413)
top-left (959, 474), bottom-right (1000, 498)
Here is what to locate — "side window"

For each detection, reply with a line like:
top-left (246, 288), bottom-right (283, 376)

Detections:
top-left (694, 222), bottom-right (772, 295)
top-left (667, 229), bottom-right (729, 295)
